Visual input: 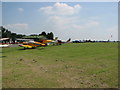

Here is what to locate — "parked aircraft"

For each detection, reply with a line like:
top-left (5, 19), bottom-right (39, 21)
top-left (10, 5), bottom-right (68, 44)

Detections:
top-left (19, 41), bottom-right (46, 49)
top-left (0, 38), bottom-right (10, 47)
top-left (53, 38), bottom-right (71, 45)
top-left (18, 37), bottom-right (71, 49)
top-left (0, 44), bottom-right (9, 48)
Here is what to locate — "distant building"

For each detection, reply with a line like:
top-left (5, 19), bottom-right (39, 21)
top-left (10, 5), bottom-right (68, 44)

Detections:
top-left (16, 39), bottom-right (34, 43)
top-left (22, 35), bottom-right (47, 41)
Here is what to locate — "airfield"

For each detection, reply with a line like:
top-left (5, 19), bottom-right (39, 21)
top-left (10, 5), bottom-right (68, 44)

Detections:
top-left (2, 42), bottom-right (118, 88)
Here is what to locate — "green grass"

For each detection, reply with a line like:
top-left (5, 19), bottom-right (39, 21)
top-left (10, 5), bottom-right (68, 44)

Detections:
top-left (2, 42), bottom-right (118, 88)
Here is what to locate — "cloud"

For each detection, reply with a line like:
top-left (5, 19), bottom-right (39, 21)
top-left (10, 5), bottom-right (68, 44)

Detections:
top-left (70, 19), bottom-right (100, 30)
top-left (5, 23), bottom-right (28, 33)
top-left (39, 2), bottom-right (81, 15)
top-left (85, 21), bottom-right (99, 27)
top-left (38, 3), bottom-right (101, 40)
top-left (48, 15), bottom-right (99, 30)
top-left (6, 23), bottom-right (28, 29)
top-left (18, 8), bottom-right (24, 12)
top-left (39, 3), bottom-right (99, 31)
top-left (48, 16), bottom-right (75, 27)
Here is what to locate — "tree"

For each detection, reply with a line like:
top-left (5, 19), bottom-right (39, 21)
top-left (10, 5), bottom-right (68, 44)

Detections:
top-left (46, 32), bottom-right (54, 40)
top-left (49, 32), bottom-right (54, 40)
top-left (17, 34), bottom-right (24, 38)
top-left (6, 29), bottom-right (11, 38)
top-left (11, 33), bottom-right (17, 43)
top-left (0, 26), bottom-right (5, 33)
top-left (39, 31), bottom-right (46, 37)
top-left (30, 34), bottom-right (38, 36)
top-left (0, 26), bottom-right (55, 42)
top-left (0, 26), bottom-right (6, 38)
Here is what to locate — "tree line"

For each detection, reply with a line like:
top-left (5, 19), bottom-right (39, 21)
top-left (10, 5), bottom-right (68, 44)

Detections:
top-left (0, 26), bottom-right (54, 43)
top-left (30, 31), bottom-right (54, 40)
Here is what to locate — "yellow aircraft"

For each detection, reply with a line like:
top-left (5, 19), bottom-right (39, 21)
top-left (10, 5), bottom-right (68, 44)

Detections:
top-left (39, 40), bottom-right (54, 45)
top-left (19, 41), bottom-right (46, 49)
top-left (19, 40), bottom-right (54, 49)
top-left (18, 37), bottom-right (59, 49)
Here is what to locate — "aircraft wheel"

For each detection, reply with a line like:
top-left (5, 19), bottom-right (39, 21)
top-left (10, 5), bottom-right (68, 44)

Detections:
top-left (32, 47), bottom-right (35, 49)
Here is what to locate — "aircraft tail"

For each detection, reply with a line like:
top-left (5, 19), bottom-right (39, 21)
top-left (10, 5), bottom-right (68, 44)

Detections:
top-left (54, 37), bottom-right (58, 41)
top-left (66, 38), bottom-right (71, 43)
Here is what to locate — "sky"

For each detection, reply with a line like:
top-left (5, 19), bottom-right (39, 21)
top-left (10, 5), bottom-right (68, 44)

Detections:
top-left (2, 2), bottom-right (118, 41)
top-left (0, 1), bottom-right (2, 26)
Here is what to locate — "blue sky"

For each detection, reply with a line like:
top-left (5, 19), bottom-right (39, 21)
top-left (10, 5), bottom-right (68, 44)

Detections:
top-left (0, 1), bottom-right (2, 26)
top-left (2, 2), bottom-right (118, 41)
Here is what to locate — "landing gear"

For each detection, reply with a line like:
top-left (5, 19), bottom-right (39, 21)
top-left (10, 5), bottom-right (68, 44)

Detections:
top-left (24, 47), bottom-right (26, 50)
top-left (32, 47), bottom-right (36, 49)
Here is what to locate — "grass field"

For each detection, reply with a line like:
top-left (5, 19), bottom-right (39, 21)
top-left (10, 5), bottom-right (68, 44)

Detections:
top-left (2, 42), bottom-right (118, 88)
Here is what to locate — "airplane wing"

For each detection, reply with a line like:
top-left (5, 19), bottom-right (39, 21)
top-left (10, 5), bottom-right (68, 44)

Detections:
top-left (0, 44), bottom-right (9, 47)
top-left (42, 40), bottom-right (54, 43)
top-left (0, 38), bottom-right (9, 41)
top-left (66, 38), bottom-right (71, 43)
top-left (54, 37), bottom-right (58, 41)
top-left (33, 42), bottom-right (46, 46)
top-left (19, 40), bottom-right (47, 49)
top-left (19, 44), bottom-right (33, 48)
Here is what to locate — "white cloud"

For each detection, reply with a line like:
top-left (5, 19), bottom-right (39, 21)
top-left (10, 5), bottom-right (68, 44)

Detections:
top-left (93, 26), bottom-right (118, 41)
top-left (39, 2), bottom-right (81, 15)
top-left (6, 23), bottom-right (28, 29)
top-left (85, 21), bottom-right (99, 27)
top-left (71, 20), bottom-right (100, 30)
top-left (5, 23), bottom-right (28, 33)
top-left (38, 3), bottom-right (101, 40)
top-left (48, 16), bottom-right (76, 27)
top-left (48, 15), bottom-right (99, 30)
top-left (71, 24), bottom-right (84, 29)
top-left (18, 8), bottom-right (24, 12)
top-left (39, 3), bottom-right (99, 31)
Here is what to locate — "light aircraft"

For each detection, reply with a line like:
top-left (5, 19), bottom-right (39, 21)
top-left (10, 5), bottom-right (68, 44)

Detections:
top-left (0, 38), bottom-right (10, 47)
top-left (19, 39), bottom-right (55, 49)
top-left (19, 41), bottom-right (46, 49)
top-left (0, 44), bottom-right (9, 48)
top-left (53, 38), bottom-right (71, 45)
top-left (18, 37), bottom-right (71, 49)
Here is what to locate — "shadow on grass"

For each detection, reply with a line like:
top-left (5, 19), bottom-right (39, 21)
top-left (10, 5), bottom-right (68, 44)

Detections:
top-left (37, 48), bottom-right (45, 50)
top-left (18, 47), bottom-right (45, 50)
top-left (18, 48), bottom-right (35, 50)
top-left (0, 56), bottom-right (6, 58)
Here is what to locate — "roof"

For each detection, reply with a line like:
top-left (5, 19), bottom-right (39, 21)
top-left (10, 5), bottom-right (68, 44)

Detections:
top-left (23, 35), bottom-right (47, 40)
top-left (0, 38), bottom-right (9, 41)
top-left (17, 39), bottom-right (33, 41)
top-left (23, 35), bottom-right (46, 39)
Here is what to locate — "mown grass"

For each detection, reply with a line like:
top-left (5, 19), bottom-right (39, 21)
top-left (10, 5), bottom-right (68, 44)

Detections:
top-left (2, 42), bottom-right (118, 88)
